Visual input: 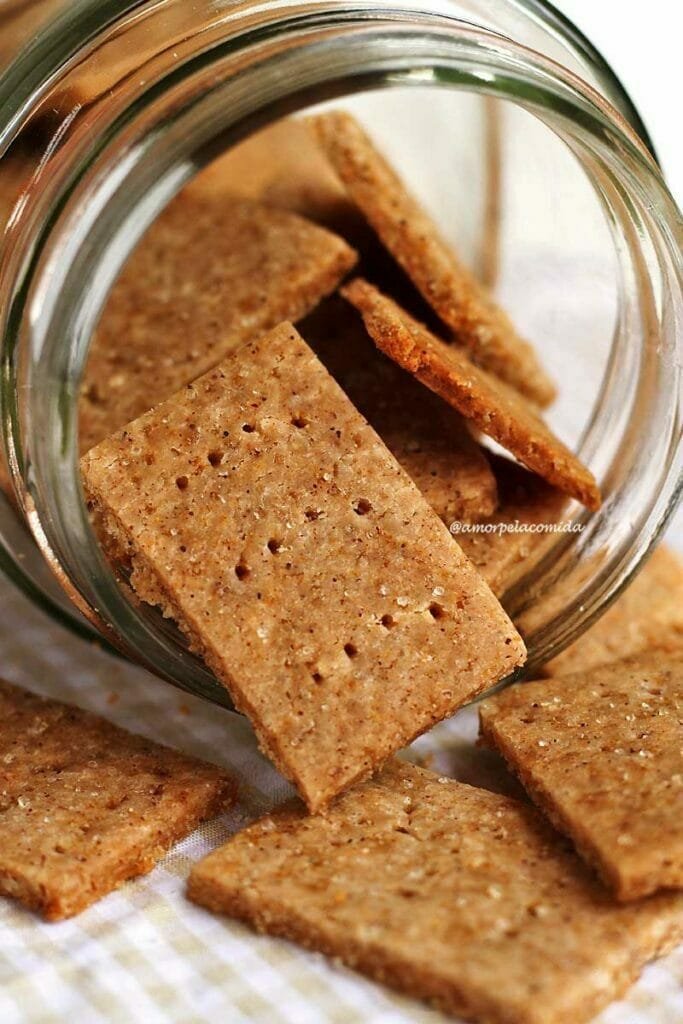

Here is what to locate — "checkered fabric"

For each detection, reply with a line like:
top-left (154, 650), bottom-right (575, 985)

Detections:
top-left (0, 534), bottom-right (681, 1024)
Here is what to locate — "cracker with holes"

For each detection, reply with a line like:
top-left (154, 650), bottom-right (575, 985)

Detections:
top-left (455, 455), bottom-right (568, 596)
top-left (480, 651), bottom-right (683, 901)
top-left (188, 759), bottom-right (683, 1024)
top-left (0, 679), bottom-right (235, 921)
top-left (310, 110), bottom-right (555, 407)
top-left (343, 279), bottom-right (600, 510)
top-left (81, 323), bottom-right (526, 813)
top-left (301, 296), bottom-right (498, 524)
top-left (78, 192), bottom-right (357, 453)
top-left (544, 546), bottom-right (683, 675)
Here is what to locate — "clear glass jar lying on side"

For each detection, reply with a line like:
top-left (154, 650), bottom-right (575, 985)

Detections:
top-left (0, 0), bottom-right (681, 708)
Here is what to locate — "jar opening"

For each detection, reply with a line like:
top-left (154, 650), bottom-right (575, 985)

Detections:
top-left (1, 10), bottom-right (681, 700)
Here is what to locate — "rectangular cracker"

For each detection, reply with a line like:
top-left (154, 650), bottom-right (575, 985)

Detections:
top-left (310, 110), bottom-right (555, 407)
top-left (544, 546), bottom-right (683, 675)
top-left (188, 759), bottom-right (683, 1024)
top-left (480, 651), bottom-right (683, 901)
top-left (455, 455), bottom-right (568, 596)
top-left (301, 295), bottom-right (498, 524)
top-left (342, 279), bottom-right (601, 510)
top-left (78, 193), bottom-right (357, 453)
top-left (81, 323), bottom-right (526, 813)
top-left (188, 117), bottom-right (371, 248)
top-left (0, 679), bottom-right (235, 920)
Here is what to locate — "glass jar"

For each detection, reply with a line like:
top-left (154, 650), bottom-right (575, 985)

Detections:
top-left (0, 0), bottom-right (681, 708)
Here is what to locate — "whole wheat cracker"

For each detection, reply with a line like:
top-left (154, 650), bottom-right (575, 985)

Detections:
top-left (480, 651), bottom-right (683, 901)
top-left (78, 192), bottom-right (357, 454)
top-left (188, 117), bottom-right (371, 248)
top-left (310, 110), bottom-right (555, 407)
top-left (342, 279), bottom-right (600, 511)
top-left (543, 546), bottom-right (683, 675)
top-left (188, 759), bottom-right (683, 1024)
top-left (455, 455), bottom-right (568, 596)
top-left (0, 679), bottom-right (235, 921)
top-left (301, 295), bottom-right (498, 524)
top-left (81, 323), bottom-right (525, 813)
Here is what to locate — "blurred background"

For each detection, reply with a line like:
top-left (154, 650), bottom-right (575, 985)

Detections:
top-left (560, 0), bottom-right (681, 199)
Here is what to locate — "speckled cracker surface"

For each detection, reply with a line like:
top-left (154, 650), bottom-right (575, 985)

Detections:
top-left (544, 546), bottom-right (683, 675)
top-left (188, 760), bottom-right (683, 1024)
top-left (455, 455), bottom-right (568, 596)
top-left (343, 279), bottom-right (600, 511)
top-left (302, 296), bottom-right (498, 524)
top-left (81, 324), bottom-right (525, 812)
top-left (480, 652), bottom-right (683, 901)
top-left (0, 679), bottom-right (235, 921)
top-left (78, 192), bottom-right (357, 453)
top-left (311, 110), bottom-right (555, 407)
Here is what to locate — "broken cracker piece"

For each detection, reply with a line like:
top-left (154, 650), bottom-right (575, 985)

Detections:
top-left (310, 110), bottom-right (555, 407)
top-left (544, 546), bottom-right (683, 675)
top-left (455, 455), bottom-right (568, 596)
top-left (301, 295), bottom-right (498, 524)
top-left (188, 759), bottom-right (683, 1024)
top-left (78, 193), bottom-right (357, 453)
top-left (0, 679), bottom-right (235, 921)
top-left (342, 279), bottom-right (600, 511)
top-left (81, 323), bottom-right (525, 813)
top-left (480, 651), bottom-right (683, 901)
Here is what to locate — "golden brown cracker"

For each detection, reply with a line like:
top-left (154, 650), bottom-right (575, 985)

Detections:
top-left (188, 118), bottom-right (368, 245)
top-left (189, 759), bottom-right (683, 1024)
top-left (82, 323), bottom-right (525, 813)
top-left (480, 652), bottom-right (683, 901)
top-left (78, 193), bottom-right (357, 453)
top-left (0, 679), bottom-right (235, 920)
top-left (544, 546), bottom-right (683, 675)
top-left (301, 296), bottom-right (498, 524)
top-left (311, 110), bottom-right (555, 407)
top-left (342, 279), bottom-right (600, 510)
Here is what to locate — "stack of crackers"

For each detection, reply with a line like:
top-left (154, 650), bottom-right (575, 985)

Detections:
top-left (2, 112), bottom-right (681, 1024)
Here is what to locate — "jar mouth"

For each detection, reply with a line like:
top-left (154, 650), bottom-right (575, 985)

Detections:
top-left (0, 0), bottom-right (658, 160)
top-left (1, 8), bottom-right (682, 705)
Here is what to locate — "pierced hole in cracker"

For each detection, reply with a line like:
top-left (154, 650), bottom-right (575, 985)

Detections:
top-left (242, 423), bottom-right (255, 433)
top-left (353, 498), bottom-right (373, 516)
top-left (235, 563), bottom-right (250, 581)
top-left (312, 671), bottom-right (323, 684)
top-left (207, 450), bottom-right (224, 467)
top-left (267, 538), bottom-right (282, 555)
top-left (380, 614), bottom-right (396, 630)
top-left (429, 603), bottom-right (446, 621)
top-left (291, 415), bottom-right (309, 429)
top-left (175, 475), bottom-right (189, 491)
top-left (305, 509), bottom-right (322, 522)
top-left (344, 643), bottom-right (358, 659)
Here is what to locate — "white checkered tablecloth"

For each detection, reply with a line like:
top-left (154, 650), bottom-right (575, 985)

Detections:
top-left (0, 523), bottom-right (681, 1024)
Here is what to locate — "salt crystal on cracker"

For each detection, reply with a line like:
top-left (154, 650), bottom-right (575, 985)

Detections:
top-left (82, 323), bottom-right (525, 812)
top-left (343, 279), bottom-right (600, 511)
top-left (311, 110), bottom-right (555, 407)
top-left (188, 759), bottom-right (683, 1024)
top-left (0, 679), bottom-right (235, 921)
top-left (480, 651), bottom-right (683, 901)
top-left (79, 193), bottom-right (357, 453)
